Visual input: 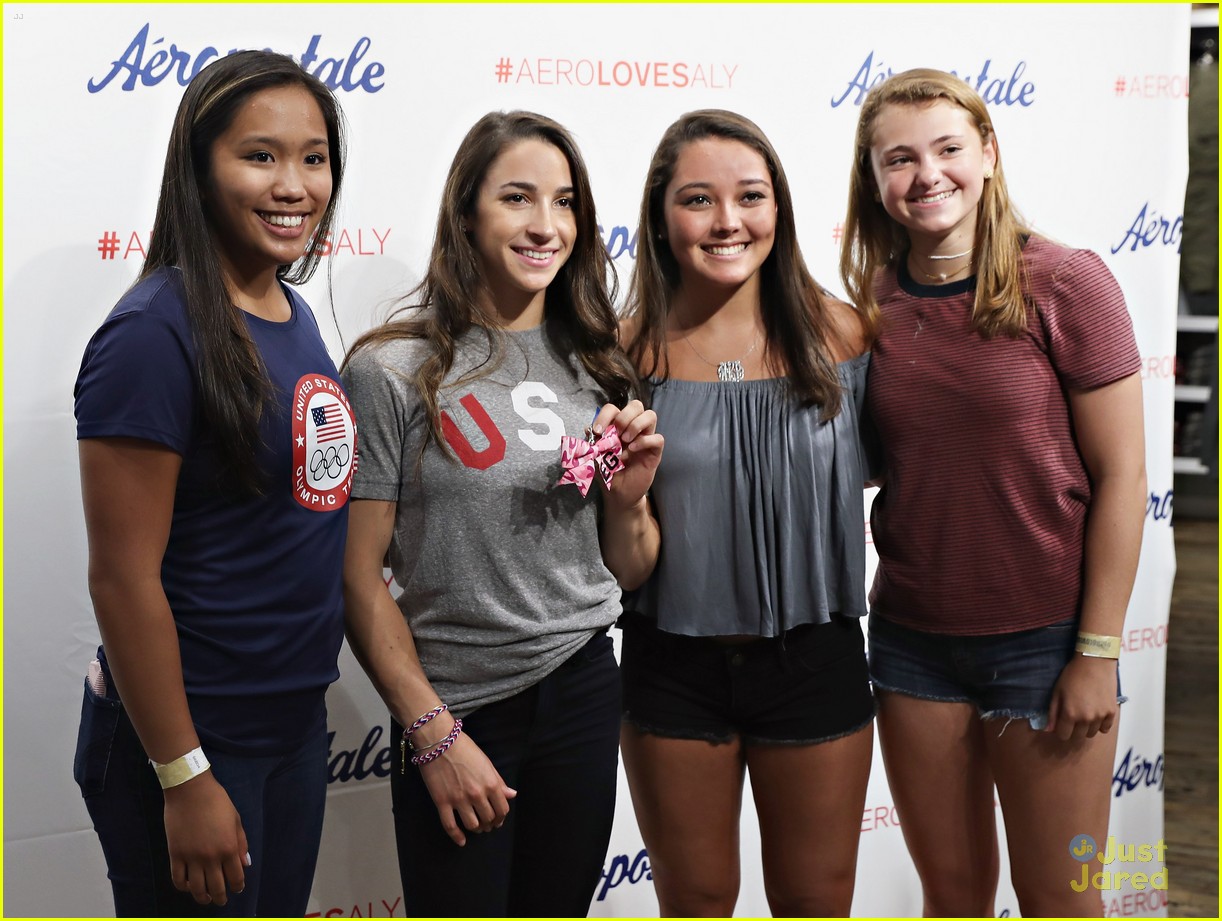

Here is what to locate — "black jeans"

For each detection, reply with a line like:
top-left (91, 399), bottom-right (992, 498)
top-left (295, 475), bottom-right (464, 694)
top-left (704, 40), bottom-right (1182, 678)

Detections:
top-left (391, 631), bottom-right (621, 917)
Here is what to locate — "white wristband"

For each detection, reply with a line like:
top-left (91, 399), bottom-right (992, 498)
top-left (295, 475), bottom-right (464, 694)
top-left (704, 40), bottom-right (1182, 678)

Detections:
top-left (150, 747), bottom-right (211, 789)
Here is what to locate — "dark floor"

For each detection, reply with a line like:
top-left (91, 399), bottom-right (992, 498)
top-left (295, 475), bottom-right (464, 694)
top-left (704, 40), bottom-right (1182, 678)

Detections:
top-left (1164, 515), bottom-right (1219, 917)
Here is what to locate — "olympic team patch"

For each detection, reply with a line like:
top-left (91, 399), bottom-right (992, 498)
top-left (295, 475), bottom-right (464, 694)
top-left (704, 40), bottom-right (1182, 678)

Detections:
top-left (291, 374), bottom-right (356, 512)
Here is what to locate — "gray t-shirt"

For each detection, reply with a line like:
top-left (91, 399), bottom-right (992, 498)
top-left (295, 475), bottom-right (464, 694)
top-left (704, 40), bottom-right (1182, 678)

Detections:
top-left (342, 322), bottom-right (622, 716)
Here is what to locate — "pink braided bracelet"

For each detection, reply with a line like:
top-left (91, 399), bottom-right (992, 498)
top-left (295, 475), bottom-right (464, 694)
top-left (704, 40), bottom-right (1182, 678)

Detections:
top-left (410, 718), bottom-right (463, 767)
top-left (400, 704), bottom-right (448, 774)
top-left (407, 703), bottom-right (447, 735)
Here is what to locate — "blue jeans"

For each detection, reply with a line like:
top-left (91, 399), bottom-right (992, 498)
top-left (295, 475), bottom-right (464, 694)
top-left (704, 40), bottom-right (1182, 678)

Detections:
top-left (868, 614), bottom-right (1126, 730)
top-left (73, 656), bottom-right (328, 917)
top-left (391, 630), bottom-right (621, 917)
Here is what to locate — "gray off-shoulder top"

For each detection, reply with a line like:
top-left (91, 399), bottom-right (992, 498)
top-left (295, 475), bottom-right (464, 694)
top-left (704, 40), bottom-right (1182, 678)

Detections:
top-left (624, 352), bottom-right (871, 637)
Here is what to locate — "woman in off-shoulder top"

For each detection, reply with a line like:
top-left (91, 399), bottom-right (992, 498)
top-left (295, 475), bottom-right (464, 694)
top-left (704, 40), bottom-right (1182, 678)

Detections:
top-left (617, 109), bottom-right (876, 918)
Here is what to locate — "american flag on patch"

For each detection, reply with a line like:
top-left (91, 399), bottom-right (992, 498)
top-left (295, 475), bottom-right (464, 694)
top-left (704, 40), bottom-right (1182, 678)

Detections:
top-left (311, 403), bottom-right (347, 443)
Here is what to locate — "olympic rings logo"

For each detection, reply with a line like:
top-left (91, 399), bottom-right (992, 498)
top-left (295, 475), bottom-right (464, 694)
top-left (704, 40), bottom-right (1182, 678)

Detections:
top-left (311, 443), bottom-right (351, 482)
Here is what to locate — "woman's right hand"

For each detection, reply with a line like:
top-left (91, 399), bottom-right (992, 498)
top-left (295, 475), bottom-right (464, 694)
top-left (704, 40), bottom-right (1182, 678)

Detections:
top-left (418, 730), bottom-right (517, 846)
top-left (163, 771), bottom-right (250, 905)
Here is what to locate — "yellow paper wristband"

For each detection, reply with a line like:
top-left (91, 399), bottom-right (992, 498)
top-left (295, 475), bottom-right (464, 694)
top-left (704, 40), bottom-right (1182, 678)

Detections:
top-left (150, 747), bottom-right (211, 789)
top-left (1076, 632), bottom-right (1121, 659)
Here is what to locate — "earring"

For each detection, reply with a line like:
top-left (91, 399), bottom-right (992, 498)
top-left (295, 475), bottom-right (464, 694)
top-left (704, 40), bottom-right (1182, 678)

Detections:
top-left (984, 167), bottom-right (994, 180)
top-left (873, 190), bottom-right (881, 202)
top-left (459, 222), bottom-right (469, 232)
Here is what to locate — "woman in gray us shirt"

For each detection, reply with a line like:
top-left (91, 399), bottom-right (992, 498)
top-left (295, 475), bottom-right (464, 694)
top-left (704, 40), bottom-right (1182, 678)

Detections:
top-left (341, 111), bottom-right (662, 917)
top-left (618, 110), bottom-right (875, 917)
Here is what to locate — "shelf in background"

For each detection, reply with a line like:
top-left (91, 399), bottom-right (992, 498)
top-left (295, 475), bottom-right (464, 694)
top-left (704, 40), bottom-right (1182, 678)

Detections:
top-left (1174, 456), bottom-right (1211, 476)
top-left (1191, 6), bottom-right (1219, 27)
top-left (1177, 315), bottom-right (1220, 333)
top-left (1176, 385), bottom-right (1213, 402)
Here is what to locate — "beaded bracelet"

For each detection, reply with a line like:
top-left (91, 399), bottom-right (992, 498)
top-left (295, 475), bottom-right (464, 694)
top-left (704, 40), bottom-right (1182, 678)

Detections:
top-left (410, 718), bottom-right (463, 767)
top-left (400, 704), bottom-right (448, 774)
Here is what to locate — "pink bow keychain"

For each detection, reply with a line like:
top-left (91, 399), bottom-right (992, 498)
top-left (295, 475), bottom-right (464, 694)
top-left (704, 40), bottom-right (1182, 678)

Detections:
top-left (558, 425), bottom-right (623, 497)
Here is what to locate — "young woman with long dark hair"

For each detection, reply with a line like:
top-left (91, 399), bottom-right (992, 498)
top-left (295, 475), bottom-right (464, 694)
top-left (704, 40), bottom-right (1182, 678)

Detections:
top-left (73, 50), bottom-right (352, 915)
top-left (618, 109), bottom-right (875, 917)
top-left (340, 110), bottom-right (662, 917)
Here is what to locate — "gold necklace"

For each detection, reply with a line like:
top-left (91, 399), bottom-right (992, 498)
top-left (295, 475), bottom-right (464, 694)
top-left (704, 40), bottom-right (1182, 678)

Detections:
top-left (914, 261), bottom-right (973, 284)
top-left (926, 246), bottom-right (974, 261)
top-left (683, 329), bottom-right (760, 382)
top-left (910, 245), bottom-right (975, 284)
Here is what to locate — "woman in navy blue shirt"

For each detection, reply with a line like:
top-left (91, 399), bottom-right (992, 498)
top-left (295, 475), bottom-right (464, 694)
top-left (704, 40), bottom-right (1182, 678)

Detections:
top-left (73, 50), bottom-right (351, 916)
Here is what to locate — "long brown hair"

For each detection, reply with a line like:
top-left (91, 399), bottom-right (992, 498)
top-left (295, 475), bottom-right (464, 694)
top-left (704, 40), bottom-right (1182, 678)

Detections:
top-left (143, 50), bottom-right (346, 493)
top-left (623, 109), bottom-right (855, 418)
top-left (343, 111), bottom-right (637, 457)
top-left (839, 68), bottom-right (1033, 337)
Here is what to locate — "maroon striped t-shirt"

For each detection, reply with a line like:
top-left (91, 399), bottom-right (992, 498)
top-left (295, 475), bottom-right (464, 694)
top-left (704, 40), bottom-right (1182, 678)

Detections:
top-left (867, 236), bottom-right (1141, 635)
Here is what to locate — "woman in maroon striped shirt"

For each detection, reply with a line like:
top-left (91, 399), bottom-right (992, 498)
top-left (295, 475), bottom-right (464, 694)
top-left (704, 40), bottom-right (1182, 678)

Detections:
top-left (840, 69), bottom-right (1147, 917)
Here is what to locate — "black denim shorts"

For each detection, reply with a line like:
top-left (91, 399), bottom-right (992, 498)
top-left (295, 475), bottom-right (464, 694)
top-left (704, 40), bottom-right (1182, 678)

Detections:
top-left (619, 612), bottom-right (875, 745)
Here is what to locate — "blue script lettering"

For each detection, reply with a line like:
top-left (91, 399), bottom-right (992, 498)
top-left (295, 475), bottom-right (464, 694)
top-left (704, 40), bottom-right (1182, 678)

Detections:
top-left (971, 59), bottom-right (1036, 107)
top-left (88, 26), bottom-right (385, 93)
top-left (1110, 203), bottom-right (1183, 254)
top-left (298, 35), bottom-right (385, 93)
top-left (327, 725), bottom-right (393, 784)
top-left (831, 52), bottom-right (1035, 108)
top-left (1111, 747), bottom-right (1165, 797)
top-left (87, 24), bottom-right (219, 91)
top-left (597, 848), bottom-right (652, 901)
top-left (1146, 489), bottom-right (1173, 522)
top-left (599, 224), bottom-right (638, 260)
top-left (830, 51), bottom-right (891, 107)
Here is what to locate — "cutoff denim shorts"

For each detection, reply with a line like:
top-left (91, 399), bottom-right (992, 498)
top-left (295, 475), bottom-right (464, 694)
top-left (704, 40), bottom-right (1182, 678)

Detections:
top-left (867, 613), bottom-right (1126, 731)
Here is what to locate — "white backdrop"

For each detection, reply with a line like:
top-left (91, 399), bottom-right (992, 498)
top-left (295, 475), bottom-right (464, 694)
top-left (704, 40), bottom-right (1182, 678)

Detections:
top-left (3, 3), bottom-right (1186, 917)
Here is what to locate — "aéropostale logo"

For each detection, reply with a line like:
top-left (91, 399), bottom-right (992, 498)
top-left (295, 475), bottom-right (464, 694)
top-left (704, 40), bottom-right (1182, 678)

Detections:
top-left (1110, 203), bottom-right (1183, 255)
top-left (87, 23), bottom-right (386, 93)
top-left (830, 51), bottom-right (1036, 108)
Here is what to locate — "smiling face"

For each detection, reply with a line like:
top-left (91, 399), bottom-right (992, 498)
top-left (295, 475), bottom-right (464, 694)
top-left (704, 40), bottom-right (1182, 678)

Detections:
top-left (869, 99), bottom-right (997, 253)
top-left (205, 84), bottom-right (332, 289)
top-left (466, 137), bottom-right (576, 324)
top-left (663, 137), bottom-right (777, 295)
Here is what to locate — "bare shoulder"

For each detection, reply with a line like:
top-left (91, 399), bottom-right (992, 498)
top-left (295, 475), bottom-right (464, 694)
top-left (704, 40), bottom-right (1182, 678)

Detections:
top-left (822, 295), bottom-right (869, 363)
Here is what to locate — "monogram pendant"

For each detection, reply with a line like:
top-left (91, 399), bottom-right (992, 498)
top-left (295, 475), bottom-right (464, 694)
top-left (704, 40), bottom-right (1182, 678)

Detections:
top-left (717, 360), bottom-right (745, 383)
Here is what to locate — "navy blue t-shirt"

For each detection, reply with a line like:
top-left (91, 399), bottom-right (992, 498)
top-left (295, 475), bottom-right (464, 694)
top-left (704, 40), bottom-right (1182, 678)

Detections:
top-left (75, 267), bottom-right (354, 755)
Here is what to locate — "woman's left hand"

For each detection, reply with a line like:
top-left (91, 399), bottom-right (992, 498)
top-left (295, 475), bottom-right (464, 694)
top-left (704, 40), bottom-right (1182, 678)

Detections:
top-left (1045, 654), bottom-right (1120, 742)
top-left (591, 400), bottom-right (663, 510)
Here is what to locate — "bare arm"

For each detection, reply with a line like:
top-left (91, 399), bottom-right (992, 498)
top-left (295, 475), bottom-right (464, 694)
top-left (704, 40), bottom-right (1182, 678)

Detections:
top-left (592, 401), bottom-right (663, 590)
top-left (79, 437), bottom-right (247, 906)
top-left (822, 296), bottom-right (887, 489)
top-left (342, 499), bottom-right (516, 845)
top-left (1047, 372), bottom-right (1147, 740)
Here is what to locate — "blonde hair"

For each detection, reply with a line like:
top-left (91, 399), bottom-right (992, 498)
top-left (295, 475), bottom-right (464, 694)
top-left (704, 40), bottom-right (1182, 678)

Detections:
top-left (839, 68), bottom-right (1034, 337)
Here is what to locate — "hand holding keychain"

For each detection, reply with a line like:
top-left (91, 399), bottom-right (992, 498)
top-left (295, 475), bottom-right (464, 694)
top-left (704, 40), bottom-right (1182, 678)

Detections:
top-left (557, 425), bottom-right (623, 497)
